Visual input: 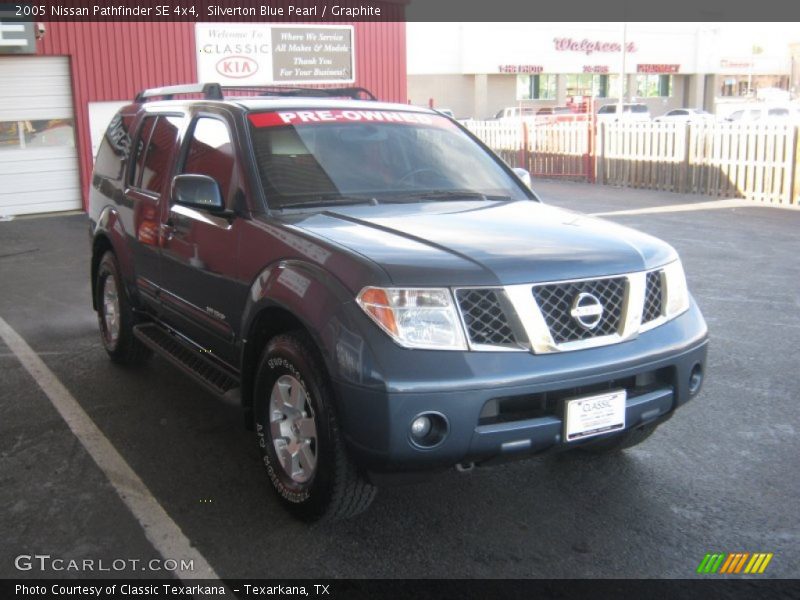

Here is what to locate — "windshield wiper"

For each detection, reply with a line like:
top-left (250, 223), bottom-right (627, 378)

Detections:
top-left (278, 195), bottom-right (379, 210)
top-left (384, 191), bottom-right (514, 203)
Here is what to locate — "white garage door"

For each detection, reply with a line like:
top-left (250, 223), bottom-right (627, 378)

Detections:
top-left (0, 56), bottom-right (81, 217)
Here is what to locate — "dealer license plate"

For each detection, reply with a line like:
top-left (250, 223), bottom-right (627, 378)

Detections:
top-left (564, 389), bottom-right (626, 442)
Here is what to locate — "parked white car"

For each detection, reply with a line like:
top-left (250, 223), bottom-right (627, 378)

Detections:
top-left (493, 106), bottom-right (538, 120)
top-left (653, 108), bottom-right (715, 123)
top-left (724, 106), bottom-right (800, 123)
top-left (596, 103), bottom-right (651, 122)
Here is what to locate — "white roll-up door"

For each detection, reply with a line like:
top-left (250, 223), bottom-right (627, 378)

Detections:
top-left (0, 56), bottom-right (81, 217)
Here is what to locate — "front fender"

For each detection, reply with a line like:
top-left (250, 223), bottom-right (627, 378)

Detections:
top-left (241, 259), bottom-right (388, 391)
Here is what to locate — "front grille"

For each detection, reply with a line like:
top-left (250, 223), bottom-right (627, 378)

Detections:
top-left (455, 289), bottom-right (519, 348)
top-left (642, 270), bottom-right (664, 323)
top-left (532, 277), bottom-right (626, 344)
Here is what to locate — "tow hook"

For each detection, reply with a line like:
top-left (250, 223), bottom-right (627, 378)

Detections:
top-left (455, 461), bottom-right (475, 473)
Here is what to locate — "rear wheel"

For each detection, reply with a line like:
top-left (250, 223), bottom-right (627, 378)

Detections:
top-left (254, 331), bottom-right (376, 521)
top-left (95, 251), bottom-right (151, 365)
top-left (579, 422), bottom-right (658, 454)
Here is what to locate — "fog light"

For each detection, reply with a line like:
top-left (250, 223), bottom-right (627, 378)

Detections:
top-left (408, 412), bottom-right (449, 448)
top-left (689, 363), bottom-right (704, 396)
top-left (411, 416), bottom-right (432, 439)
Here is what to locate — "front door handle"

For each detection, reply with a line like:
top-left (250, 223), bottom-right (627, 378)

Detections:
top-left (160, 221), bottom-right (176, 242)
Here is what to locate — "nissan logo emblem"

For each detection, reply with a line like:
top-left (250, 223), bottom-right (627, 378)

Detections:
top-left (570, 292), bottom-right (604, 330)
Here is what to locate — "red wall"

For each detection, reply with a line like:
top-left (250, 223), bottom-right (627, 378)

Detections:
top-left (37, 18), bottom-right (407, 209)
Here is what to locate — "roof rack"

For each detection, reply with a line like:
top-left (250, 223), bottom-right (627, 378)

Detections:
top-left (221, 86), bottom-right (377, 101)
top-left (135, 83), bottom-right (223, 103)
top-left (133, 83), bottom-right (377, 103)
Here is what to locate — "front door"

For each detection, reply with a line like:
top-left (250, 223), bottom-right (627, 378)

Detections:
top-left (158, 113), bottom-right (244, 367)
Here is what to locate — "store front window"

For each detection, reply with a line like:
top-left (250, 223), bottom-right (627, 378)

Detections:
top-left (516, 74), bottom-right (557, 100)
top-left (635, 75), bottom-right (672, 97)
top-left (565, 74), bottom-right (615, 99)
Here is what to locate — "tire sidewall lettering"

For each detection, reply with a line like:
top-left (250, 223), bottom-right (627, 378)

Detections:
top-left (256, 355), bottom-right (315, 504)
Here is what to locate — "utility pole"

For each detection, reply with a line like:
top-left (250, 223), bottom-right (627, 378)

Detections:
top-left (618, 21), bottom-right (627, 117)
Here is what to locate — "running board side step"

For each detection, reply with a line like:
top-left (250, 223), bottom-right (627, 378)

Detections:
top-left (133, 323), bottom-right (240, 401)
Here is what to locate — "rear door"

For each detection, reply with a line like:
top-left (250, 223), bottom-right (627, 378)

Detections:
top-left (123, 113), bottom-right (185, 307)
top-left (157, 109), bottom-right (246, 366)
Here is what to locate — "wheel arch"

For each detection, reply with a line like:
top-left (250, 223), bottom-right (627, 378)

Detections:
top-left (239, 259), bottom-right (361, 424)
top-left (90, 206), bottom-right (134, 311)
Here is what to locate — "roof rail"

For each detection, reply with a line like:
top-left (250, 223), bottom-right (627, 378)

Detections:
top-left (222, 86), bottom-right (377, 101)
top-left (135, 83), bottom-right (223, 103)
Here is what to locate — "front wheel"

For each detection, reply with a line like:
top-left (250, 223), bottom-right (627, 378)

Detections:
top-left (254, 331), bottom-right (376, 521)
top-left (95, 251), bottom-right (151, 365)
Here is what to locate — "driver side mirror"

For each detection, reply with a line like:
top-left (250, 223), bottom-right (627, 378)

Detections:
top-left (171, 174), bottom-right (225, 212)
top-left (512, 168), bottom-right (532, 188)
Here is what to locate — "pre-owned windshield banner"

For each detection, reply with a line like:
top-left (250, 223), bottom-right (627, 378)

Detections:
top-left (248, 110), bottom-right (446, 127)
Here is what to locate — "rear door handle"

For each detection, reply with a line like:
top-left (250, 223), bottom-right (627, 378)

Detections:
top-left (160, 221), bottom-right (175, 241)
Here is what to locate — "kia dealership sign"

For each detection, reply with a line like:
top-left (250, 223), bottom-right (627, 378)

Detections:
top-left (196, 23), bottom-right (355, 86)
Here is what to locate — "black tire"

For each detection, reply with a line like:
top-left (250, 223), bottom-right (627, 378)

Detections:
top-left (95, 251), bottom-right (151, 365)
top-left (253, 331), bottom-right (376, 521)
top-left (579, 422), bottom-right (658, 454)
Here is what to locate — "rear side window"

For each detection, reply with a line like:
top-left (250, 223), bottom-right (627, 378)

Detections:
top-left (94, 113), bottom-right (135, 179)
top-left (629, 105), bottom-right (648, 113)
top-left (135, 115), bottom-right (182, 193)
top-left (180, 117), bottom-right (235, 206)
top-left (130, 116), bottom-right (156, 187)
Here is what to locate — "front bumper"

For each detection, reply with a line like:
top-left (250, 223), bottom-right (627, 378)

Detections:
top-left (333, 301), bottom-right (708, 471)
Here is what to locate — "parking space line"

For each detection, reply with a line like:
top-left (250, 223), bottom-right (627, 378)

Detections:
top-left (0, 315), bottom-right (220, 581)
top-left (589, 198), bottom-right (775, 217)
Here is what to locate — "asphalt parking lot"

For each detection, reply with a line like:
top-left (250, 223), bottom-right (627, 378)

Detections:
top-left (1, 181), bottom-right (798, 581)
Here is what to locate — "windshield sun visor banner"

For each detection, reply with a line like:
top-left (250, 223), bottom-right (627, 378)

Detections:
top-left (248, 110), bottom-right (445, 128)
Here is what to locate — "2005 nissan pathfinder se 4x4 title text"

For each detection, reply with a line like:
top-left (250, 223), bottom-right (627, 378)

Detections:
top-left (88, 83), bottom-right (708, 521)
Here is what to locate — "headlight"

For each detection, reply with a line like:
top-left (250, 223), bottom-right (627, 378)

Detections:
top-left (356, 287), bottom-right (468, 350)
top-left (663, 260), bottom-right (690, 318)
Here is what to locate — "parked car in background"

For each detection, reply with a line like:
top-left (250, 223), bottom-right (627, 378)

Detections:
top-left (724, 105), bottom-right (800, 123)
top-left (535, 106), bottom-right (573, 116)
top-left (653, 108), bottom-right (715, 123)
top-left (493, 106), bottom-right (538, 120)
top-left (596, 103), bottom-right (651, 123)
top-left (534, 106), bottom-right (588, 124)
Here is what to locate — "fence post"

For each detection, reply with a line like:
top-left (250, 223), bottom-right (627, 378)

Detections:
top-left (679, 123), bottom-right (691, 193)
top-left (596, 123), bottom-right (605, 185)
top-left (586, 119), bottom-right (595, 184)
top-left (523, 121), bottom-right (530, 173)
top-left (790, 124), bottom-right (800, 206)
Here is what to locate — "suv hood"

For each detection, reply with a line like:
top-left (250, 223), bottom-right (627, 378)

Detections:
top-left (284, 200), bottom-right (676, 286)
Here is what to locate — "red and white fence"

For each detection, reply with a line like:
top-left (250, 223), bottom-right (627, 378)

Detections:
top-left (462, 118), bottom-right (800, 206)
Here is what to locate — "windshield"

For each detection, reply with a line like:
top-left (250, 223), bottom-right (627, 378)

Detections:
top-left (248, 109), bottom-right (528, 208)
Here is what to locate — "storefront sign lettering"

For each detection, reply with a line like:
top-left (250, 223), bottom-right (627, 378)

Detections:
top-left (583, 65), bottom-right (610, 74)
top-left (498, 65), bottom-right (544, 74)
top-left (637, 64), bottom-right (680, 73)
top-left (554, 38), bottom-right (637, 55)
